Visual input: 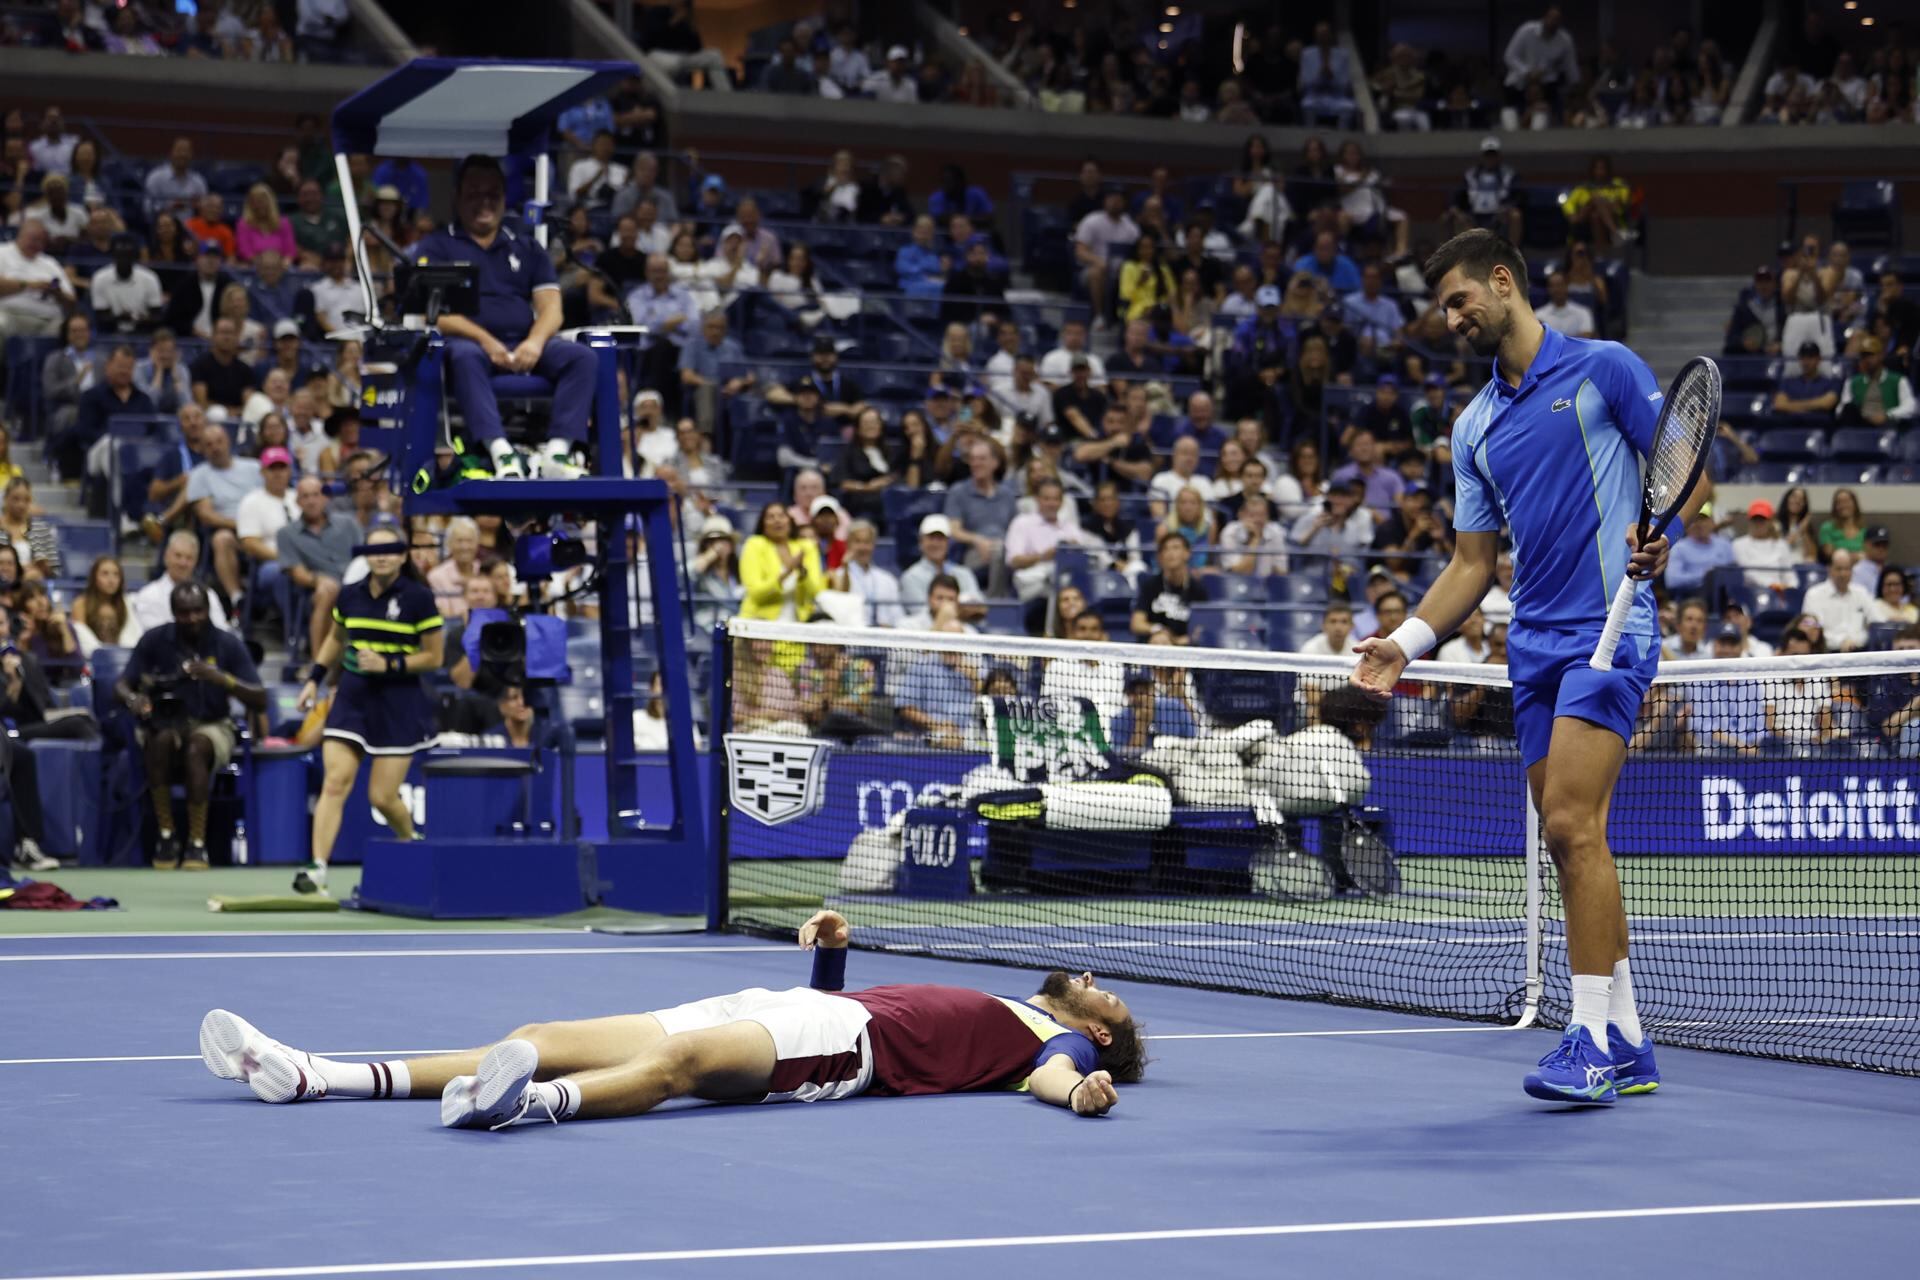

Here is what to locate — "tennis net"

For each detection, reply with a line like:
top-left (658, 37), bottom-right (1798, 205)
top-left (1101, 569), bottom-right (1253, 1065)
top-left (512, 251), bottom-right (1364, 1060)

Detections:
top-left (715, 618), bottom-right (1920, 1075)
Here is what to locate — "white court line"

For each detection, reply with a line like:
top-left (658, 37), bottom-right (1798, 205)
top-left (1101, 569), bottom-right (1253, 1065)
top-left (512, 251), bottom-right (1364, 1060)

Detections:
top-left (7, 1199), bottom-right (1916, 1280)
top-left (0, 929), bottom-right (610, 941)
top-left (0, 1026), bottom-right (1516, 1066)
top-left (0, 945), bottom-right (792, 963)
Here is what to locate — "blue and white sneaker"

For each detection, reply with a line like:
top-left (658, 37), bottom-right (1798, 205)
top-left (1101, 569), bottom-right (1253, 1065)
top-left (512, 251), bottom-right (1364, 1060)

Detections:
top-left (1608, 1025), bottom-right (1662, 1095)
top-left (1523, 1026), bottom-right (1617, 1104)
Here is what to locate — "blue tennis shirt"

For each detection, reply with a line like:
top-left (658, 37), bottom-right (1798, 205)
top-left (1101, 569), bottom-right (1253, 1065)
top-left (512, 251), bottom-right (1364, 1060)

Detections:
top-left (1451, 326), bottom-right (1665, 635)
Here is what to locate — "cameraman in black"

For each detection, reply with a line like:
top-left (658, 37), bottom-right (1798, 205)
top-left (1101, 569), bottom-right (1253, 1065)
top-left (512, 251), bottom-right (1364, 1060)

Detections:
top-left (115, 582), bottom-right (265, 870)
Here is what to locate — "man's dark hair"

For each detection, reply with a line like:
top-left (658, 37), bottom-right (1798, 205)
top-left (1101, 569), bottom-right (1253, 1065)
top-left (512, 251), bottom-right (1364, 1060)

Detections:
top-left (1375, 590), bottom-right (1408, 611)
top-left (1321, 684), bottom-right (1386, 744)
top-left (454, 154), bottom-right (505, 190)
top-left (929, 573), bottom-right (960, 596)
top-left (169, 580), bottom-right (208, 616)
top-left (1422, 228), bottom-right (1529, 295)
top-left (104, 343), bottom-right (134, 364)
top-left (1899, 623), bottom-right (1920, 645)
top-left (1325, 601), bottom-right (1353, 618)
top-left (1780, 626), bottom-right (1812, 649)
top-left (1099, 1016), bottom-right (1149, 1084)
top-left (1679, 596), bottom-right (1708, 619)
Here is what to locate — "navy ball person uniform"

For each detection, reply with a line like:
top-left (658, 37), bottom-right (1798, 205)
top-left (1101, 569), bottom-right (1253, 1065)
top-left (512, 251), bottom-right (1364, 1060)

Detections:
top-left (410, 220), bottom-right (593, 450)
top-left (325, 574), bottom-right (443, 755)
top-left (1450, 326), bottom-right (1664, 765)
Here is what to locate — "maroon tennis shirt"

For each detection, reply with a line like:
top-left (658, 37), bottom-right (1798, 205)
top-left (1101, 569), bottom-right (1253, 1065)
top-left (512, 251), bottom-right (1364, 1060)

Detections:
top-left (834, 984), bottom-right (1100, 1096)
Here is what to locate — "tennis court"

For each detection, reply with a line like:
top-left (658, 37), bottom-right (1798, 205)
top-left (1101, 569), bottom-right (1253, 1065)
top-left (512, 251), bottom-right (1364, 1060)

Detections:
top-left (5, 914), bottom-right (1918, 1280)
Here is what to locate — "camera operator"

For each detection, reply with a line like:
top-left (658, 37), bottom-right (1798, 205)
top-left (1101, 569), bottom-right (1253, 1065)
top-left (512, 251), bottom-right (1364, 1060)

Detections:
top-left (115, 581), bottom-right (265, 870)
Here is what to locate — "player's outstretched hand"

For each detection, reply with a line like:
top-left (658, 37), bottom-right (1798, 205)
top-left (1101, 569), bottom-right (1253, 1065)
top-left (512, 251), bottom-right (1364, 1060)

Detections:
top-left (1626, 528), bottom-right (1671, 581)
top-left (1349, 637), bottom-right (1408, 701)
top-left (1070, 1070), bottom-right (1118, 1117)
top-left (798, 909), bottom-right (850, 950)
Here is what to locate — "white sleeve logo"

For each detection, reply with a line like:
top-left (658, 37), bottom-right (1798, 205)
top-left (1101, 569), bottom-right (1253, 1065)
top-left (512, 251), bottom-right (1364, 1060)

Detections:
top-left (1648, 391), bottom-right (1663, 401)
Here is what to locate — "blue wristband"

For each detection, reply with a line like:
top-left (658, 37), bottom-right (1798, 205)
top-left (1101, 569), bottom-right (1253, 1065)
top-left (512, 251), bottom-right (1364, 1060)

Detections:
top-left (810, 946), bottom-right (848, 992)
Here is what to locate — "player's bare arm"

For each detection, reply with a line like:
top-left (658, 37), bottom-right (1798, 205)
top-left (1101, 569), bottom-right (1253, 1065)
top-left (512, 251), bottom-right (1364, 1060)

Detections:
top-left (1028, 1052), bottom-right (1118, 1117)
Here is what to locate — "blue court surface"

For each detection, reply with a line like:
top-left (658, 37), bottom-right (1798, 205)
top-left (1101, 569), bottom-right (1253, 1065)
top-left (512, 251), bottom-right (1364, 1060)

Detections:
top-left (4, 930), bottom-right (1917, 1280)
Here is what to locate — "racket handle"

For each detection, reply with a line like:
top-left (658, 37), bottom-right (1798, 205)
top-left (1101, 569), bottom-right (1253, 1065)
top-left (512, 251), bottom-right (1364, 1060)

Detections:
top-left (1590, 576), bottom-right (1641, 670)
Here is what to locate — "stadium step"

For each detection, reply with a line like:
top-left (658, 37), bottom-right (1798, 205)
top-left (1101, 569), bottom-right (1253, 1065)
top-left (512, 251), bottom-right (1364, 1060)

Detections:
top-left (1629, 271), bottom-right (1746, 383)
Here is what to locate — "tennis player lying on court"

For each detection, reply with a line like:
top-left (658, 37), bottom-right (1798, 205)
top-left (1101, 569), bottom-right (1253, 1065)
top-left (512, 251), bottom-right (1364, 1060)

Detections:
top-left (198, 911), bottom-right (1145, 1130)
top-left (1352, 229), bottom-right (1706, 1106)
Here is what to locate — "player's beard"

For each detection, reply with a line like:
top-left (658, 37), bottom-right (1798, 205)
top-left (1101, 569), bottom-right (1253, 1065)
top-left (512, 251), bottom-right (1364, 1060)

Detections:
top-left (1465, 299), bottom-right (1509, 358)
top-left (1038, 970), bottom-right (1102, 1020)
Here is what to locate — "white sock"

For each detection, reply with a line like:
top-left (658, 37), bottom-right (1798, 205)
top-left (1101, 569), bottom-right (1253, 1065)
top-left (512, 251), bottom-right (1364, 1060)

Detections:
top-left (306, 862), bottom-right (328, 886)
top-left (1569, 974), bottom-right (1613, 1051)
top-left (1610, 958), bottom-right (1645, 1047)
top-left (307, 1057), bottom-right (412, 1099)
top-left (544, 439), bottom-right (573, 459)
top-left (507, 1078), bottom-right (580, 1125)
top-left (489, 438), bottom-right (516, 462)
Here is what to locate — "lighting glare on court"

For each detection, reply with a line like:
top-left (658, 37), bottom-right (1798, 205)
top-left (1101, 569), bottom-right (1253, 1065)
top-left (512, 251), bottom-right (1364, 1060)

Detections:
top-left (1843, 1), bottom-right (1858, 8)
top-left (1863, 16), bottom-right (1876, 24)
top-left (1167, 5), bottom-right (1181, 14)
top-left (1159, 22), bottom-right (1173, 33)
top-left (1158, 39), bottom-right (1168, 49)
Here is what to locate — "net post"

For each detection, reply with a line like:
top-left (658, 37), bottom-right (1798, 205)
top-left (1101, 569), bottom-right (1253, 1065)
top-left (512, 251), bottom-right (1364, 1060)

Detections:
top-left (1517, 782), bottom-right (1543, 1029)
top-left (704, 620), bottom-right (735, 934)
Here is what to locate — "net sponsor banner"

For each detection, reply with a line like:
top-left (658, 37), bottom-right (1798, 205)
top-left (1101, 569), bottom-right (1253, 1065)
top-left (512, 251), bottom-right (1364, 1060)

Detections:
top-left (721, 749), bottom-right (1920, 860)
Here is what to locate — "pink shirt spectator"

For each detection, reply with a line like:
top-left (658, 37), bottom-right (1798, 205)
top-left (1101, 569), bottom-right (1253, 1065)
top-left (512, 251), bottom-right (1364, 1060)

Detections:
top-left (235, 217), bottom-right (298, 264)
top-left (426, 558), bottom-right (472, 622)
top-left (1004, 511), bottom-right (1087, 562)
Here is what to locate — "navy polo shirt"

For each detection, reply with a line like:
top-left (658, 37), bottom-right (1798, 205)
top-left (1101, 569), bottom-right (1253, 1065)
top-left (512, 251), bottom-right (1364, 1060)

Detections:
top-left (411, 221), bottom-right (558, 344)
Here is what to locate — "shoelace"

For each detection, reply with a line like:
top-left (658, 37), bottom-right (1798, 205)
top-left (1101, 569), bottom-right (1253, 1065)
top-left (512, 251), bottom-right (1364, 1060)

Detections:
top-left (488, 1086), bottom-right (557, 1132)
top-left (1538, 1035), bottom-right (1583, 1069)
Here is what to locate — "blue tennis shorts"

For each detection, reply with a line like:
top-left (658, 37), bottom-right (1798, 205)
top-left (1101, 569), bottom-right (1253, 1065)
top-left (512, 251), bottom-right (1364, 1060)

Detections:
top-left (1506, 624), bottom-right (1660, 768)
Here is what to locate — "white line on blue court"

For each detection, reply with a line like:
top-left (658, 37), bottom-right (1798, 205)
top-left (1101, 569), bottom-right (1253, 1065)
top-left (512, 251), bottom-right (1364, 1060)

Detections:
top-left (6, 1199), bottom-right (1917, 1279)
top-left (0, 1026), bottom-right (1516, 1066)
top-left (0, 945), bottom-right (793, 963)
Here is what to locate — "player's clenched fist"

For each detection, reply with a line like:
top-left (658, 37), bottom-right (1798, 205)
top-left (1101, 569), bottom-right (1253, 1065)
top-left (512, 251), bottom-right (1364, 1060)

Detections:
top-left (1070, 1070), bottom-right (1118, 1116)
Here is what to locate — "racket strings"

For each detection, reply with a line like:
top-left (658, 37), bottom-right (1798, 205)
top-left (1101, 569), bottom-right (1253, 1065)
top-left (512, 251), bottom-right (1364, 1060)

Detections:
top-left (1646, 364), bottom-right (1720, 511)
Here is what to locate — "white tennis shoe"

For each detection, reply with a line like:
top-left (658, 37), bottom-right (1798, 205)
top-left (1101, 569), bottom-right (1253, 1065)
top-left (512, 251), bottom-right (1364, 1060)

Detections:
top-left (441, 1039), bottom-right (547, 1131)
top-left (199, 1009), bottom-right (327, 1103)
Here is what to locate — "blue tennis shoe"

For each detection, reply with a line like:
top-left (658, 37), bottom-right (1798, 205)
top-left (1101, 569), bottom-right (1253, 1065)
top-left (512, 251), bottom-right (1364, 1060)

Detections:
top-left (1523, 1026), bottom-right (1617, 1104)
top-left (1608, 1025), bottom-right (1661, 1095)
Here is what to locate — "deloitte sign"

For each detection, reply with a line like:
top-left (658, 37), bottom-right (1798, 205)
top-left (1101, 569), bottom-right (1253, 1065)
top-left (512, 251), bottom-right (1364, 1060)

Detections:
top-left (1700, 774), bottom-right (1920, 845)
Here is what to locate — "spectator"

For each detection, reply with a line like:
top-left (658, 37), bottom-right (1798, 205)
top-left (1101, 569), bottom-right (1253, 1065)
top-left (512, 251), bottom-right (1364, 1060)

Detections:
top-left (1664, 511), bottom-right (1735, 595)
top-left (895, 625), bottom-right (981, 747)
top-left (144, 138), bottom-right (207, 218)
top-left (423, 518), bottom-right (482, 622)
top-left (187, 423), bottom-right (263, 610)
top-left (1723, 265), bottom-right (1784, 356)
top-left (1004, 477), bottom-right (1090, 603)
top-left (1298, 230), bottom-right (1362, 295)
top-left (0, 219), bottom-right (74, 340)
top-left (803, 496), bottom-right (848, 573)
top-left (1561, 156), bottom-right (1634, 254)
top-left (832, 520), bottom-right (902, 627)
top-left (1332, 140), bottom-right (1408, 258)
top-left (1816, 488), bottom-right (1868, 563)
top-left (1074, 189), bottom-right (1140, 330)
top-left (88, 234), bottom-right (163, 335)
top-left (1370, 43), bottom-right (1432, 132)
top-left (824, 406), bottom-right (898, 523)
top-left (1857, 525), bottom-right (1893, 599)
top-left (1868, 627), bottom-right (1920, 756)
top-left (900, 515), bottom-right (984, 609)
top-left (1296, 21), bottom-right (1355, 126)
top-left (1445, 137), bottom-right (1523, 245)
top-left (1343, 263), bottom-right (1405, 355)
top-left (1373, 483), bottom-right (1451, 564)
top-left (161, 241), bottom-right (232, 340)
top-left (18, 173), bottom-right (85, 249)
top-left (865, 46), bottom-right (921, 103)
top-left (287, 180), bottom-right (345, 269)
top-left (63, 342), bottom-right (151, 484)
top-left (69, 554), bottom-right (141, 656)
top-left (650, 0), bottom-right (733, 90)
top-left (1662, 597), bottom-right (1711, 660)
top-left (1050, 355), bottom-right (1108, 443)
top-left (182, 192), bottom-right (235, 263)
top-left (115, 580), bottom-right (265, 869)
top-left (1352, 376), bottom-right (1415, 455)
top-left (1801, 549), bottom-right (1874, 651)
top-left (1271, 439), bottom-right (1328, 524)
top-left (236, 445), bottom-right (297, 598)
top-left (1158, 486), bottom-right (1218, 568)
top-left (677, 307), bottom-right (754, 436)
top-left (1436, 607), bottom-right (1490, 664)
top-left (857, 154), bottom-right (914, 226)
top-left (1873, 567), bottom-right (1918, 627)
top-left (1682, 626), bottom-right (1767, 753)
top-left (1148, 435), bottom-right (1207, 520)
top-left (1, 477), bottom-right (60, 579)
top-left (40, 311), bottom-right (100, 445)
top-left (189, 318), bottom-right (257, 413)
top-left (1117, 234), bottom-right (1177, 324)
top-left (1219, 494), bottom-right (1288, 577)
top-left (1536, 270), bottom-right (1596, 338)
top-left (625, 254), bottom-right (697, 405)
top-left (231, 184), bottom-right (294, 265)
top-left (1731, 500), bottom-right (1800, 596)
top-left (277, 476), bottom-right (356, 657)
top-left (133, 531), bottom-right (233, 633)
top-left (896, 215), bottom-right (948, 297)
top-left (1130, 531), bottom-right (1208, 642)
top-left (943, 435), bottom-right (1017, 587)
top-left (940, 237), bottom-right (1007, 325)
top-left (1503, 6), bottom-right (1579, 122)
top-left (214, 283), bottom-right (267, 360)
top-left (739, 503), bottom-right (826, 622)
top-left (826, 27), bottom-right (873, 95)
top-left (696, 226), bottom-right (762, 311)
top-left (1771, 341), bottom-right (1840, 417)
top-left (1839, 335), bottom-right (1916, 424)
top-left (1039, 319), bottom-right (1107, 388)
top-left (1329, 430), bottom-right (1403, 518)
top-left (1290, 478), bottom-right (1374, 571)
top-left (1870, 269), bottom-right (1920, 358)
top-left (126, 329), bottom-right (189, 417)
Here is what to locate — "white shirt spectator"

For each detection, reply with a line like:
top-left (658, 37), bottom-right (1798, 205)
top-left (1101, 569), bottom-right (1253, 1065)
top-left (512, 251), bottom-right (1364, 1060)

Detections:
top-left (90, 263), bottom-right (165, 328)
top-left (310, 274), bottom-right (363, 334)
top-left (1149, 467), bottom-right (1207, 509)
top-left (143, 162), bottom-right (209, 217)
top-left (1801, 578), bottom-right (1875, 651)
top-left (298, 0), bottom-right (352, 40)
top-left (132, 577), bottom-right (233, 633)
top-left (28, 132), bottom-right (78, 175)
top-left (16, 201), bottom-right (87, 242)
top-left (1504, 17), bottom-right (1579, 89)
top-left (1074, 209), bottom-right (1141, 263)
top-left (1731, 532), bottom-right (1799, 596)
top-left (236, 486), bottom-right (298, 546)
top-left (1437, 634), bottom-right (1489, 664)
top-left (1537, 298), bottom-right (1597, 338)
top-left (1764, 69), bottom-right (1820, 99)
top-left (993, 380), bottom-right (1054, 430)
top-left (1219, 520), bottom-right (1289, 575)
top-left (843, 558), bottom-right (903, 627)
top-left (829, 46), bottom-right (872, 93)
top-left (864, 70), bottom-right (921, 103)
top-left (566, 157), bottom-right (629, 210)
top-left (0, 239), bottom-right (75, 332)
top-left (633, 421), bottom-right (679, 476)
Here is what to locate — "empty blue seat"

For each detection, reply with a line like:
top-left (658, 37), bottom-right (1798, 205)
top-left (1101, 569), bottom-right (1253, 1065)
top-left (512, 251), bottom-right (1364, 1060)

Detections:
top-left (1795, 563), bottom-right (1828, 593)
top-left (1735, 462), bottom-right (1801, 484)
top-left (1810, 462), bottom-right (1881, 485)
top-left (54, 522), bottom-right (113, 566)
top-left (1378, 695), bottom-right (1455, 748)
top-left (1192, 625), bottom-right (1263, 652)
top-left (1868, 622), bottom-right (1905, 651)
top-left (1085, 569), bottom-right (1132, 606)
top-left (1192, 605), bottom-right (1266, 641)
top-left (1829, 427), bottom-right (1896, 461)
top-left (1203, 574), bottom-right (1263, 602)
top-left (1757, 427), bottom-right (1826, 462)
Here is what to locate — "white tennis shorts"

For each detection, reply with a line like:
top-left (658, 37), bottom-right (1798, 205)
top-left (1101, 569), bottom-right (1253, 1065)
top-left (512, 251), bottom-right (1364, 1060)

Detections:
top-left (651, 986), bottom-right (874, 1103)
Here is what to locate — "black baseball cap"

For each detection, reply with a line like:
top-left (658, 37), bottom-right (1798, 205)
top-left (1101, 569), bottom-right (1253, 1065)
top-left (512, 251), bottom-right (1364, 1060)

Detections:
top-left (1867, 525), bottom-right (1891, 542)
top-left (1797, 341), bottom-right (1823, 357)
top-left (1714, 623), bottom-right (1744, 644)
top-left (812, 335), bottom-right (837, 354)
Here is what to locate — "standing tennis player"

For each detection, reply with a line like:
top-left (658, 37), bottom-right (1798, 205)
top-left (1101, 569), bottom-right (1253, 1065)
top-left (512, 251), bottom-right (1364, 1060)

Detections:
top-left (291, 525), bottom-right (444, 895)
top-left (1352, 230), bottom-right (1704, 1104)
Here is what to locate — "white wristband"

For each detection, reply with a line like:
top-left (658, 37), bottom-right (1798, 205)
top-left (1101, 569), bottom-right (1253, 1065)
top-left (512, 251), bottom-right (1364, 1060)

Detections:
top-left (1386, 617), bottom-right (1437, 663)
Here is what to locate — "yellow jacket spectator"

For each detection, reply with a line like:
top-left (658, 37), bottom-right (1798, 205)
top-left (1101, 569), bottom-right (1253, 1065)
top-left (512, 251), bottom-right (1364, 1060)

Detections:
top-left (1118, 237), bottom-right (1179, 322)
top-left (739, 503), bottom-right (828, 622)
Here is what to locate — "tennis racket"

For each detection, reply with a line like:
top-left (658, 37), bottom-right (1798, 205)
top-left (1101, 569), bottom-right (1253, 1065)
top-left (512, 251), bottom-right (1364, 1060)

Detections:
top-left (1590, 356), bottom-right (1723, 670)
